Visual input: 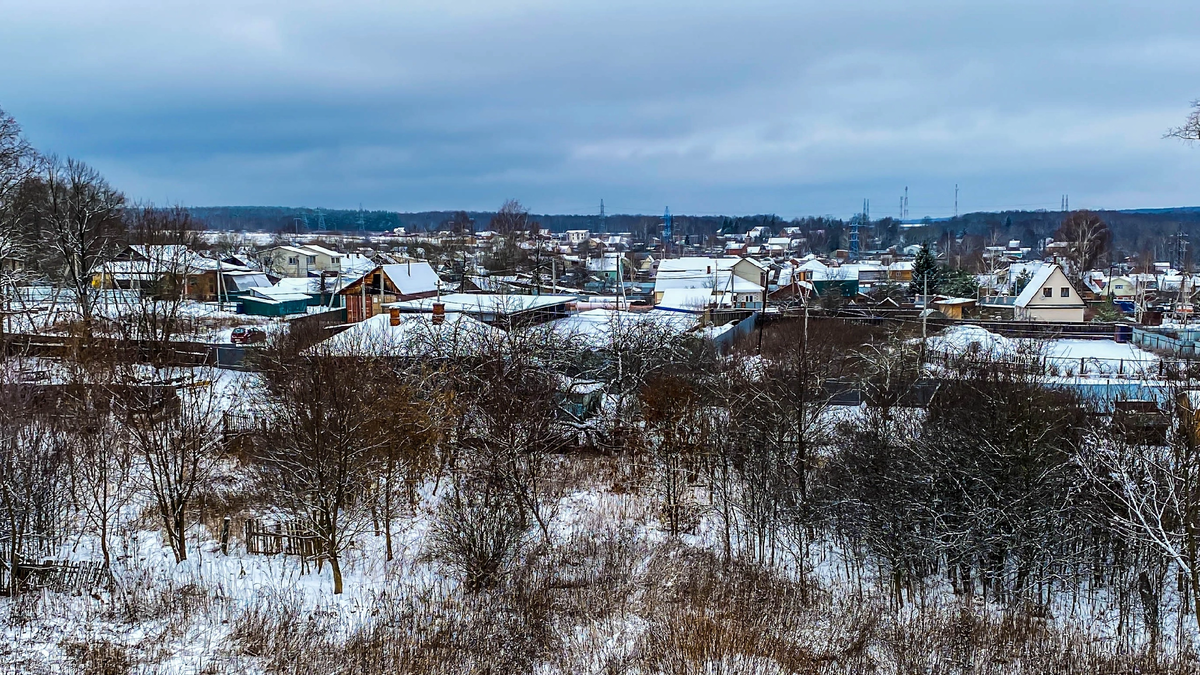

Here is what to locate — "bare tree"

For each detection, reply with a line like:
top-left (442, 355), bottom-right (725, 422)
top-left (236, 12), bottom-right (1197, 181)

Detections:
top-left (258, 348), bottom-right (393, 593)
top-left (1055, 210), bottom-right (1111, 280)
top-left (1166, 100), bottom-right (1200, 142)
top-left (490, 199), bottom-right (530, 235)
top-left (0, 107), bottom-right (43, 329)
top-left (124, 370), bottom-right (222, 564)
top-left (1084, 385), bottom-right (1200, 635)
top-left (68, 411), bottom-right (133, 570)
top-left (113, 205), bottom-right (205, 348)
top-left (32, 157), bottom-right (125, 332)
top-left (0, 379), bottom-right (70, 595)
top-left (372, 372), bottom-right (441, 562)
top-left (640, 373), bottom-right (713, 538)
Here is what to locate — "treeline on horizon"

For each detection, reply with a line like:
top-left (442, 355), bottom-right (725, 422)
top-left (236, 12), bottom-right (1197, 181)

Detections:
top-left (188, 204), bottom-right (1200, 259)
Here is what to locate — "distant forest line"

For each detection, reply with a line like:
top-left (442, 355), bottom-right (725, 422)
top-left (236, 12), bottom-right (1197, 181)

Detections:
top-left (188, 205), bottom-right (1200, 259)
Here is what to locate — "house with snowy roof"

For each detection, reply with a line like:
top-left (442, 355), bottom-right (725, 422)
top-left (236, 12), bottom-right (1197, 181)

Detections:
top-left (1013, 264), bottom-right (1085, 322)
top-left (652, 257), bottom-right (768, 310)
top-left (338, 262), bottom-right (443, 322)
top-left (258, 244), bottom-right (343, 278)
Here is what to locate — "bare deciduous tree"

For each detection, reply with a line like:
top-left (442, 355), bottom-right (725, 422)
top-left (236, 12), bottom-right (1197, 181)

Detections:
top-left (0, 379), bottom-right (69, 595)
top-left (32, 157), bottom-right (125, 332)
top-left (124, 370), bottom-right (223, 564)
top-left (1055, 210), bottom-right (1111, 280)
top-left (112, 205), bottom-right (205, 348)
top-left (69, 411), bottom-right (133, 570)
top-left (1166, 100), bottom-right (1200, 142)
top-left (260, 348), bottom-right (393, 594)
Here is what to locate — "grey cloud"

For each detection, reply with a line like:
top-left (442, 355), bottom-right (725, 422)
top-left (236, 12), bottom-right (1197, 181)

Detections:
top-left (1, 0), bottom-right (1198, 217)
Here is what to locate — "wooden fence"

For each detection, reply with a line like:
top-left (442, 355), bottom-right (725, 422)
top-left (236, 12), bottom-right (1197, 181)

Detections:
top-left (244, 519), bottom-right (321, 559)
top-left (0, 558), bottom-right (106, 596)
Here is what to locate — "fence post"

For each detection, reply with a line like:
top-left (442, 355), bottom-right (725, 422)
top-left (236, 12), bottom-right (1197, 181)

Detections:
top-left (220, 516), bottom-right (231, 555)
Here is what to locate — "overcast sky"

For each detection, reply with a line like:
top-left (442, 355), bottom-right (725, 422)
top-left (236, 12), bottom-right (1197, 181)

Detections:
top-left (1, 0), bottom-right (1199, 219)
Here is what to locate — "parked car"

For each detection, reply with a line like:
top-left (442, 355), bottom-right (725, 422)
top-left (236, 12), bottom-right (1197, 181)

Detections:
top-left (230, 327), bottom-right (268, 345)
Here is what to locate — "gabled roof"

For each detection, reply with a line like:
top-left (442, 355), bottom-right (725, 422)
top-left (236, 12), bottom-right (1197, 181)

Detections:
top-left (380, 262), bottom-right (441, 295)
top-left (1015, 264), bottom-right (1068, 307)
top-left (302, 245), bottom-right (343, 258)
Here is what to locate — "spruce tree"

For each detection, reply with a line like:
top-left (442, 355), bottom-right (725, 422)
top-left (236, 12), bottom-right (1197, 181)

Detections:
top-left (909, 244), bottom-right (940, 296)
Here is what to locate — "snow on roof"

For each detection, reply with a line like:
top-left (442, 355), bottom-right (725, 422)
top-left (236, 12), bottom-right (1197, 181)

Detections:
top-left (1014, 264), bottom-right (1061, 307)
top-left (313, 312), bottom-right (503, 358)
top-left (548, 309), bottom-right (700, 350)
top-left (340, 254), bottom-right (376, 277)
top-left (656, 288), bottom-right (736, 312)
top-left (385, 293), bottom-right (579, 316)
top-left (224, 273), bottom-right (272, 292)
top-left (302, 245), bottom-right (343, 258)
top-left (380, 262), bottom-right (442, 295)
top-left (271, 277), bottom-right (322, 295)
top-left (275, 245), bottom-right (314, 256)
top-left (248, 287), bottom-right (311, 303)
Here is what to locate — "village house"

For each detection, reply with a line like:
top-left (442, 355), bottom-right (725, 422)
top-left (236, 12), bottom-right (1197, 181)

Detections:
top-left (653, 257), bottom-right (768, 310)
top-left (258, 244), bottom-right (344, 278)
top-left (93, 245), bottom-right (252, 300)
top-left (1014, 264), bottom-right (1085, 322)
top-left (339, 262), bottom-right (442, 322)
top-left (565, 229), bottom-right (591, 245)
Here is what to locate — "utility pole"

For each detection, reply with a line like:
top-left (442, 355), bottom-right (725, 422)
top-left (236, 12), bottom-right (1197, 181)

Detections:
top-left (922, 275), bottom-right (929, 344)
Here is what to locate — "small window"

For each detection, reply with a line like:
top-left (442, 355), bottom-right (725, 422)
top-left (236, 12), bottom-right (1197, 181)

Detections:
top-left (1060, 287), bottom-right (1070, 297)
top-left (1042, 287), bottom-right (1052, 298)
top-left (307, 256), bottom-right (317, 264)
top-left (288, 257), bottom-right (298, 265)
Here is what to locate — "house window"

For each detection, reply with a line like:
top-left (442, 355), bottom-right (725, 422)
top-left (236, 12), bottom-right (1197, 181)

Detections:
top-left (288, 257), bottom-right (298, 265)
top-left (1060, 287), bottom-right (1070, 297)
top-left (307, 256), bottom-right (317, 264)
top-left (1042, 287), bottom-right (1052, 298)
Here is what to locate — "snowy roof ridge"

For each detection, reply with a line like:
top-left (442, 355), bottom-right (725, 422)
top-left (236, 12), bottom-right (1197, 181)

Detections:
top-left (1014, 264), bottom-right (1060, 307)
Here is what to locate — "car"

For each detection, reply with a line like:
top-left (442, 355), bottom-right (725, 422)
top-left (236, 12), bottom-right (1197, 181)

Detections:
top-left (230, 327), bottom-right (268, 345)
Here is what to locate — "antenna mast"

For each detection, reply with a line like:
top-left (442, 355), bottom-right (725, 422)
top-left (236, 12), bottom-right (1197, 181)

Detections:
top-left (599, 199), bottom-right (607, 234)
top-left (663, 207), bottom-right (673, 258)
top-left (954, 185), bottom-right (959, 218)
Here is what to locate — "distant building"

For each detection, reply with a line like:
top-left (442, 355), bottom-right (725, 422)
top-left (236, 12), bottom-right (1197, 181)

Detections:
top-left (259, 244), bottom-right (343, 278)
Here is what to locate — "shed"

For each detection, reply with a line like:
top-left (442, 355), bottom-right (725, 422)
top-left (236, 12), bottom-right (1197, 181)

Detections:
top-left (241, 288), bottom-right (311, 317)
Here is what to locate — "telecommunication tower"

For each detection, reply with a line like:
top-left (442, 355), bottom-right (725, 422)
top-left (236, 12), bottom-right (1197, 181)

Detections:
top-left (663, 207), bottom-right (673, 257)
